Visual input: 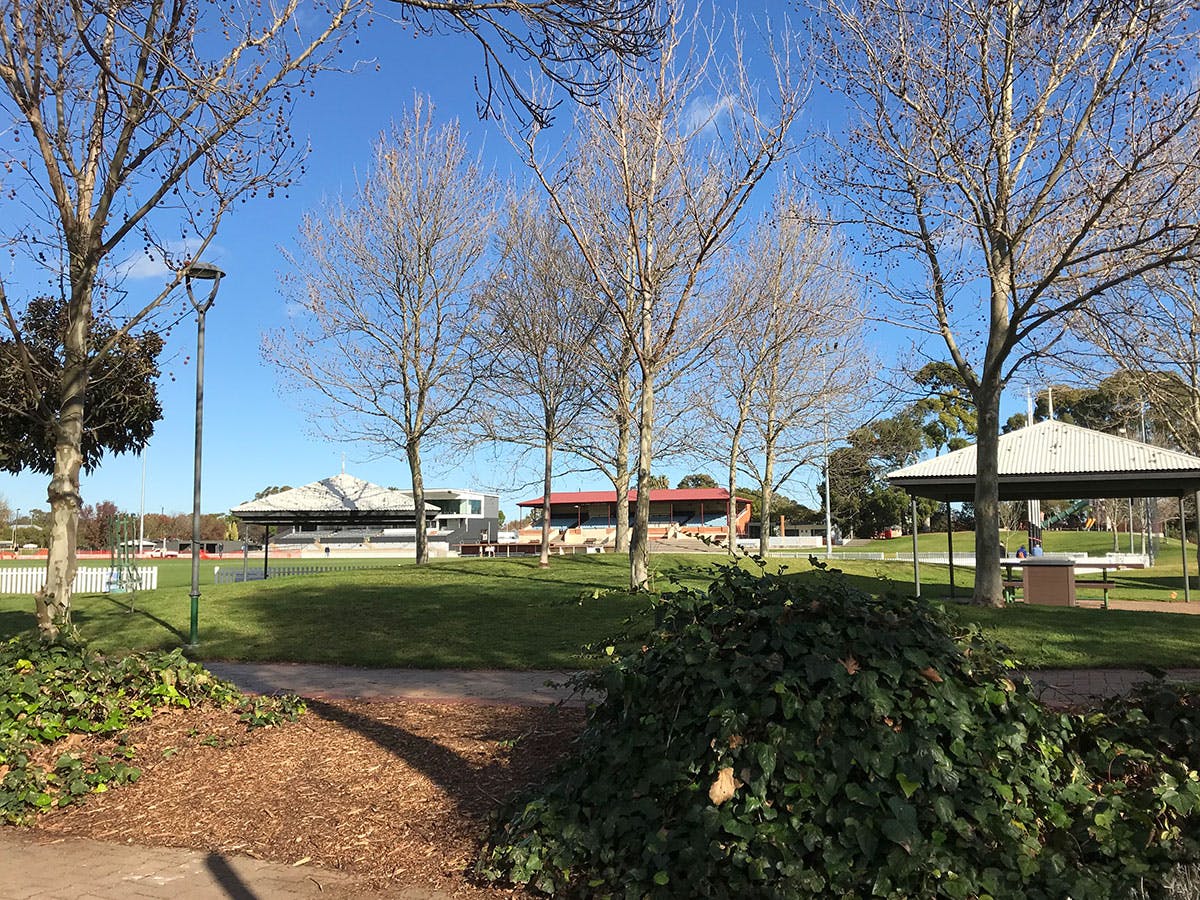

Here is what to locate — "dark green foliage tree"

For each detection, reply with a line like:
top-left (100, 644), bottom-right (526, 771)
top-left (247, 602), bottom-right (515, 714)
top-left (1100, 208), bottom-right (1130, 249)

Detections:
top-left (912, 362), bottom-right (976, 452)
top-left (676, 473), bottom-right (718, 489)
top-left (734, 487), bottom-right (817, 528)
top-left (0, 298), bottom-right (162, 476)
top-left (643, 474), bottom-right (670, 491)
top-left (479, 562), bottom-right (1200, 897)
top-left (826, 413), bottom-right (934, 537)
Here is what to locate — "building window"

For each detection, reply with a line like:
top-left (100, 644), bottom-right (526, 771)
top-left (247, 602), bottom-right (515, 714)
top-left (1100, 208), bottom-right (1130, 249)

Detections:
top-left (469, 499), bottom-right (482, 515)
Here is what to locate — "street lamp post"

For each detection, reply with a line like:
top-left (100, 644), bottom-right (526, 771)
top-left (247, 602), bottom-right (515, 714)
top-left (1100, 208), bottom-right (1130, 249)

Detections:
top-left (183, 261), bottom-right (225, 648)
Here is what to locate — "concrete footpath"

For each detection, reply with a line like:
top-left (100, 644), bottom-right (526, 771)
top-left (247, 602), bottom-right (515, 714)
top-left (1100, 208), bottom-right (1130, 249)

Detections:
top-left (205, 661), bottom-right (588, 706)
top-left (5, 662), bottom-right (1200, 899)
top-left (0, 828), bottom-right (437, 899)
top-left (202, 660), bottom-right (1200, 710)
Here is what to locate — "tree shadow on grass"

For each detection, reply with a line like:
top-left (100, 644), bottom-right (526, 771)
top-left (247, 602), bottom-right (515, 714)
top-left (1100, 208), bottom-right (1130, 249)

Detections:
top-left (304, 697), bottom-right (576, 817)
top-left (0, 608), bottom-right (36, 639)
top-left (98, 593), bottom-right (188, 643)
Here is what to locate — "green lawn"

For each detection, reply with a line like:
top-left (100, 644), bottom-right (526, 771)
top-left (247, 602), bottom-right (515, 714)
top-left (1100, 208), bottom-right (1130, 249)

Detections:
top-left (0, 556), bottom-right (712, 669)
top-left (854, 528), bottom-right (1175, 557)
top-left (2, 551), bottom-right (1198, 671)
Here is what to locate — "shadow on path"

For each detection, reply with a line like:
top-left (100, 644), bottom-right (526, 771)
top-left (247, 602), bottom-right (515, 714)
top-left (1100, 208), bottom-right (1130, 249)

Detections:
top-left (205, 852), bottom-right (259, 900)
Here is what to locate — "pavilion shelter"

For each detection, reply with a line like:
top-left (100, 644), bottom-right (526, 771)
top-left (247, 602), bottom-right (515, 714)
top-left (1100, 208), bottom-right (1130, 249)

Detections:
top-left (230, 474), bottom-right (439, 574)
top-left (886, 420), bottom-right (1200, 600)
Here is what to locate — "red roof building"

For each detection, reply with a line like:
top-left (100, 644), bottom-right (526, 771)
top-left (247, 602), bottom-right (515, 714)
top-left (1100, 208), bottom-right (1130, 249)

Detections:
top-left (518, 488), bottom-right (752, 544)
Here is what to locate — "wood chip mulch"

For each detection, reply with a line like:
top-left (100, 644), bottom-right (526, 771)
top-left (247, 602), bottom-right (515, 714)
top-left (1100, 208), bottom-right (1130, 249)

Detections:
top-left (32, 698), bottom-right (585, 897)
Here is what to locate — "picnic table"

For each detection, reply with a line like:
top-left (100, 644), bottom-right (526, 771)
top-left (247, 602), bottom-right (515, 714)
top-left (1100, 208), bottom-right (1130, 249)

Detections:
top-left (1001, 557), bottom-right (1145, 609)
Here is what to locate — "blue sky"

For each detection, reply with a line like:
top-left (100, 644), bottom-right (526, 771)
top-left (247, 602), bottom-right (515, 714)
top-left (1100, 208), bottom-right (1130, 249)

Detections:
top-left (0, 3), bottom-right (1035, 524)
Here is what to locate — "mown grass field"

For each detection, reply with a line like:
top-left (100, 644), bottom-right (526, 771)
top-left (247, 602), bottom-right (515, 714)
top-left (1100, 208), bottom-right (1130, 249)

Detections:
top-left (2, 542), bottom-right (1199, 670)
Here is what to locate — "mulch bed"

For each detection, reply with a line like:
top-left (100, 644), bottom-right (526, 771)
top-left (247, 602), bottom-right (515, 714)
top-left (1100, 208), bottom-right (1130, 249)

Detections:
top-left (33, 699), bottom-right (585, 897)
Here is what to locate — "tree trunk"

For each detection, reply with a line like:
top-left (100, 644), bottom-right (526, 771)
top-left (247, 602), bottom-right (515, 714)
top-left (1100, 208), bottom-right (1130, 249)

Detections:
top-left (539, 440), bottom-right (553, 567)
top-left (613, 366), bottom-right (633, 553)
top-left (37, 415), bottom-right (85, 641)
top-left (408, 443), bottom-right (429, 564)
top-left (972, 379), bottom-right (1004, 606)
top-left (727, 425), bottom-right (742, 551)
top-left (36, 270), bottom-right (93, 641)
top-left (630, 371), bottom-right (654, 590)
top-left (758, 424), bottom-right (777, 558)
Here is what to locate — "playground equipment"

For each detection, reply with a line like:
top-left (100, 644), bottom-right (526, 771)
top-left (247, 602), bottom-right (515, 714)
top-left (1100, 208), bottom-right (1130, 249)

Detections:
top-left (107, 515), bottom-right (141, 609)
top-left (1027, 499), bottom-right (1090, 549)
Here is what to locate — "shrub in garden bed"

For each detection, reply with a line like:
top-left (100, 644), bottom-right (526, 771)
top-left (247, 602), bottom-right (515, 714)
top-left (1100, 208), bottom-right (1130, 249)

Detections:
top-left (477, 561), bottom-right (1200, 899)
top-left (1, 636), bottom-right (303, 823)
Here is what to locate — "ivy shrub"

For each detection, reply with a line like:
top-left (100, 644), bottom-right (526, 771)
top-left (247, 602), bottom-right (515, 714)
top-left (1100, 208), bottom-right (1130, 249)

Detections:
top-left (1, 636), bottom-right (304, 823)
top-left (477, 561), bottom-right (1200, 898)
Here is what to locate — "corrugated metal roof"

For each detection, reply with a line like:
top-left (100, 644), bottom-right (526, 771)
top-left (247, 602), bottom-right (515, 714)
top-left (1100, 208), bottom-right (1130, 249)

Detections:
top-left (231, 474), bottom-right (432, 515)
top-left (889, 420), bottom-right (1200, 480)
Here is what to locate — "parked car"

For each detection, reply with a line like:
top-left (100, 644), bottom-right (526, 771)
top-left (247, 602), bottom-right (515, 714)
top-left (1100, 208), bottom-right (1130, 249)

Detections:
top-left (148, 546), bottom-right (179, 558)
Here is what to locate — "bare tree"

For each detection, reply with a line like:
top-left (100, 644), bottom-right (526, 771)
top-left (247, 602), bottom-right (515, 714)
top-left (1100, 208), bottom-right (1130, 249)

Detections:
top-left (819, 0), bottom-right (1200, 606)
top-left (385, 0), bottom-right (662, 127)
top-left (264, 100), bottom-right (495, 564)
top-left (0, 0), bottom-right (365, 639)
top-left (736, 212), bottom-right (864, 557)
top-left (475, 197), bottom-right (602, 566)
top-left (1078, 266), bottom-right (1200, 455)
top-left (558, 320), bottom-right (638, 552)
top-left (702, 197), bottom-right (863, 553)
top-left (522, 9), bottom-right (805, 588)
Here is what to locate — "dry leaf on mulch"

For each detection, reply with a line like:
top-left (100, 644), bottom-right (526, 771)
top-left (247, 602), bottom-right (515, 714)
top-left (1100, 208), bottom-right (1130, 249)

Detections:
top-left (34, 699), bottom-right (583, 897)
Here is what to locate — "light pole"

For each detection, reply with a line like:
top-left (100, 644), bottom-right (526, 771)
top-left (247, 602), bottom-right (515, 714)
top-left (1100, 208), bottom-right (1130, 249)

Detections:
top-left (183, 261), bottom-right (225, 648)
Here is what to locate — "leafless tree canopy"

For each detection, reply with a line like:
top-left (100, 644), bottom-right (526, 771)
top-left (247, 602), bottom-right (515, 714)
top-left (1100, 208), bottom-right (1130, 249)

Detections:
top-left (819, 0), bottom-right (1200, 605)
top-left (387, 0), bottom-right (663, 127)
top-left (711, 196), bottom-right (867, 555)
top-left (1077, 265), bottom-right (1200, 455)
top-left (0, 0), bottom-right (364, 638)
top-left (522, 8), bottom-right (805, 587)
top-left (265, 99), bottom-right (496, 564)
top-left (474, 196), bottom-right (603, 565)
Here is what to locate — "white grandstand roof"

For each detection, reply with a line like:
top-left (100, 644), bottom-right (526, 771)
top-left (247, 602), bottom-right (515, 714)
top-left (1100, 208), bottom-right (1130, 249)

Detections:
top-left (231, 474), bottom-right (438, 523)
top-left (887, 420), bottom-right (1200, 501)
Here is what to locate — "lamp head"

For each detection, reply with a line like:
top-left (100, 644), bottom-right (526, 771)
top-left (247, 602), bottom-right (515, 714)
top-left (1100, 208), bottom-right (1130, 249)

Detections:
top-left (183, 261), bottom-right (225, 280)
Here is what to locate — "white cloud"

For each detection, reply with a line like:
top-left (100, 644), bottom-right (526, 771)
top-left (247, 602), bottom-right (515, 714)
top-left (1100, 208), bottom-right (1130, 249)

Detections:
top-left (112, 238), bottom-right (210, 280)
top-left (685, 94), bottom-right (736, 134)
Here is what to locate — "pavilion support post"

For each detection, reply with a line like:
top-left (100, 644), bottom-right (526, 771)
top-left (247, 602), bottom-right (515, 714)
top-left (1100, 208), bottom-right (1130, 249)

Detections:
top-left (945, 501), bottom-right (956, 601)
top-left (911, 498), bottom-right (921, 599)
top-left (1181, 495), bottom-right (1191, 603)
top-left (263, 528), bottom-right (270, 580)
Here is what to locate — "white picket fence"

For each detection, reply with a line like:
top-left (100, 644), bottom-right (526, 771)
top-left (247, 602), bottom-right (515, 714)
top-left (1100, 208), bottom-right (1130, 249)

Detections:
top-left (0, 566), bottom-right (158, 595)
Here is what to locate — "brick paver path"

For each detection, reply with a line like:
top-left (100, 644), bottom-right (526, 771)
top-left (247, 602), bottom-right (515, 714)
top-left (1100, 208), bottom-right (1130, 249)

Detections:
top-left (0, 828), bottom-right (446, 899)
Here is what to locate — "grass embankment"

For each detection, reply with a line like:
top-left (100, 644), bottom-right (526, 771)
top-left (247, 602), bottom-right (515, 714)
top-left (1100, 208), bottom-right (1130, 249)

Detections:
top-left (2, 550), bottom-right (1199, 670)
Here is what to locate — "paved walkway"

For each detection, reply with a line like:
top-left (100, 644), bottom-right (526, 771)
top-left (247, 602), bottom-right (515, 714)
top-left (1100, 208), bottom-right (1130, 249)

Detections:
top-left (204, 660), bottom-right (1200, 710)
top-left (205, 661), bottom-right (588, 705)
top-left (0, 828), bottom-right (442, 899)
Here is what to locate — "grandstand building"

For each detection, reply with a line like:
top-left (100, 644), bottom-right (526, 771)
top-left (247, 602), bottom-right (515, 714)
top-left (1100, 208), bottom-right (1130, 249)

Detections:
top-left (517, 488), bottom-right (752, 547)
top-left (231, 475), bottom-right (498, 557)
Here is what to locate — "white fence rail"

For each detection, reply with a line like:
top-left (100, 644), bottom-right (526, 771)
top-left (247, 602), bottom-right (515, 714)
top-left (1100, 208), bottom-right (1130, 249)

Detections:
top-left (0, 566), bottom-right (158, 595)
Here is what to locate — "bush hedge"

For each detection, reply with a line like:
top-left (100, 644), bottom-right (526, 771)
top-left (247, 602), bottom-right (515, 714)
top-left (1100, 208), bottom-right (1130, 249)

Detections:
top-left (478, 561), bottom-right (1200, 898)
top-left (1, 636), bottom-right (303, 823)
